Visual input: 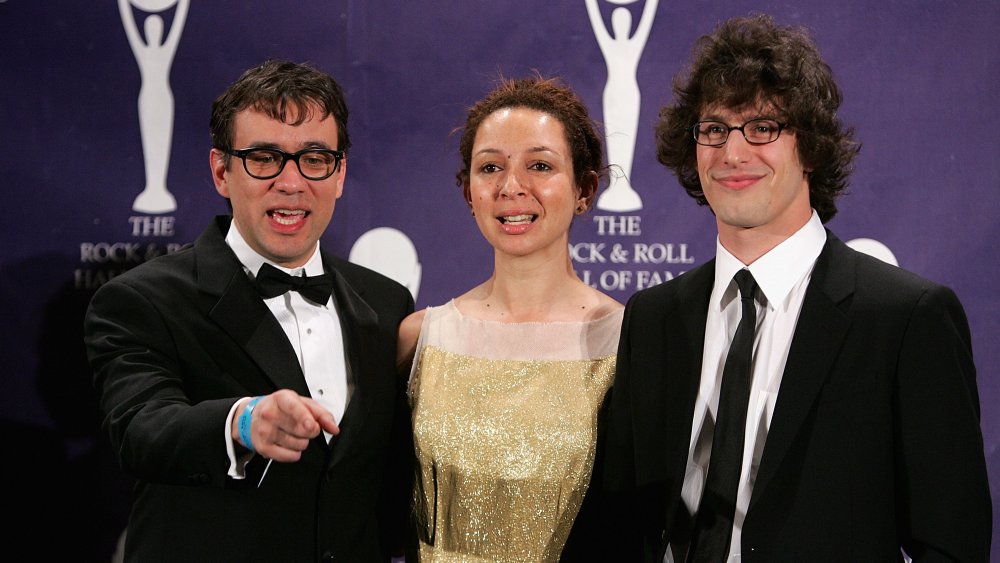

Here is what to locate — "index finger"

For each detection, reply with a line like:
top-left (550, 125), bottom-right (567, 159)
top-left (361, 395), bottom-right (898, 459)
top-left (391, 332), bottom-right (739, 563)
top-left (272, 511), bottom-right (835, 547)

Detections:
top-left (270, 390), bottom-right (325, 439)
top-left (300, 397), bottom-right (340, 437)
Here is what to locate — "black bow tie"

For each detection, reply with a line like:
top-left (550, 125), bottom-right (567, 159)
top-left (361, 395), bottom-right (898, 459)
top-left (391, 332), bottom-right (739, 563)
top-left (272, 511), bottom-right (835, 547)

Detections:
top-left (254, 263), bottom-right (333, 305)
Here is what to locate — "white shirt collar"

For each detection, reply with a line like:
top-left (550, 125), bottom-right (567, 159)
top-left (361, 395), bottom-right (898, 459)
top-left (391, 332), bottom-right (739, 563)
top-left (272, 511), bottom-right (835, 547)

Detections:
top-left (713, 210), bottom-right (826, 310)
top-left (224, 219), bottom-right (325, 278)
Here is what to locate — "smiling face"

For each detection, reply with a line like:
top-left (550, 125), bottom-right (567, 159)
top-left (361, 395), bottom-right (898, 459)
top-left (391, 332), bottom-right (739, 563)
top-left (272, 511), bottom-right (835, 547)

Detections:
top-left (468, 107), bottom-right (584, 260)
top-left (696, 104), bottom-right (812, 243)
top-left (211, 105), bottom-right (345, 268)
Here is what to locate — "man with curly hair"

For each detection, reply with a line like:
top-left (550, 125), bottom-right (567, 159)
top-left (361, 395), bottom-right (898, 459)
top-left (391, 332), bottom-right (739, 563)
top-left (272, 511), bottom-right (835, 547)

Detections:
top-left (603, 14), bottom-right (991, 562)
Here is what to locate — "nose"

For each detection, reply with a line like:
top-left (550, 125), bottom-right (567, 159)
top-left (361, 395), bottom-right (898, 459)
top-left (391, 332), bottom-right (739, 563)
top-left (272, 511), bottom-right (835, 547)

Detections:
top-left (272, 157), bottom-right (307, 193)
top-left (498, 168), bottom-right (527, 198)
top-left (722, 129), bottom-right (751, 165)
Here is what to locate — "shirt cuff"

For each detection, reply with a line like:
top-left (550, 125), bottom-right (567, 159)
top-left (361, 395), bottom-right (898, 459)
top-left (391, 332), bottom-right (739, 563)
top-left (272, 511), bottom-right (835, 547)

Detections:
top-left (225, 397), bottom-right (255, 479)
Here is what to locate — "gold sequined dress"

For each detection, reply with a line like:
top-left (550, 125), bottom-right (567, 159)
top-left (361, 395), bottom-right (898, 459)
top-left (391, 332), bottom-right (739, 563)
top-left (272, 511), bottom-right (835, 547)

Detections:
top-left (408, 300), bottom-right (623, 563)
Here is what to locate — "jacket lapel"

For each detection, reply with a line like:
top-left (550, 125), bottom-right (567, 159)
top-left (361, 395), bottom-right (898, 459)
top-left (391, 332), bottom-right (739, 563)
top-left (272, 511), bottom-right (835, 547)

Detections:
top-left (322, 254), bottom-right (380, 466)
top-left (665, 261), bottom-right (715, 480)
top-left (658, 261), bottom-right (714, 559)
top-left (631, 261), bottom-right (714, 489)
top-left (197, 216), bottom-right (309, 395)
top-left (749, 232), bottom-right (854, 508)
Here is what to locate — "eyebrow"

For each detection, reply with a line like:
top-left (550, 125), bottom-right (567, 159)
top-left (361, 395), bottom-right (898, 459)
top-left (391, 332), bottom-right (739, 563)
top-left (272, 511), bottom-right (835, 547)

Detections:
top-left (237, 140), bottom-right (335, 151)
top-left (700, 110), bottom-right (778, 122)
top-left (472, 146), bottom-right (560, 158)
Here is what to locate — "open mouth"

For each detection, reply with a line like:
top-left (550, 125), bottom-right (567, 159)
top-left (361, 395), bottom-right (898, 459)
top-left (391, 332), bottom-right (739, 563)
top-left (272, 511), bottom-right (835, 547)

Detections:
top-left (269, 209), bottom-right (307, 226)
top-left (498, 214), bottom-right (537, 225)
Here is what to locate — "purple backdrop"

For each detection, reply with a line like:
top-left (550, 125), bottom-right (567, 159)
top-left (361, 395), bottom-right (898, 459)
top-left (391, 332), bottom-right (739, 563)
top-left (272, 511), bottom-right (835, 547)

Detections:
top-left (2, 1), bottom-right (997, 559)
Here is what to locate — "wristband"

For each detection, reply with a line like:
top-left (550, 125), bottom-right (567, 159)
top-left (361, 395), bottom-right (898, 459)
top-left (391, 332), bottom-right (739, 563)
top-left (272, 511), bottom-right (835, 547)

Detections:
top-left (238, 396), bottom-right (264, 453)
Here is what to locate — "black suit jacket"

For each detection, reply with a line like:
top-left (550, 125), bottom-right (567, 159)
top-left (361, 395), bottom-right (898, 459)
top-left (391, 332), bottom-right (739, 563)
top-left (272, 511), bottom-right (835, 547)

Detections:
top-left (85, 216), bottom-right (415, 562)
top-left (603, 231), bottom-right (991, 562)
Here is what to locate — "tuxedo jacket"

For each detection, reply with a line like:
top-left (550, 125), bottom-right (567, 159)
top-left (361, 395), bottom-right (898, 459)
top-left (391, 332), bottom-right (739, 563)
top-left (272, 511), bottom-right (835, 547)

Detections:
top-left (602, 231), bottom-right (991, 562)
top-left (85, 216), bottom-right (415, 562)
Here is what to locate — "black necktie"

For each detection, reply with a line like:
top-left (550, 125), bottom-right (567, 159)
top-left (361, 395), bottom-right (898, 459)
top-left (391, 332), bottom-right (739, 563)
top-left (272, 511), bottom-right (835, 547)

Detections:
top-left (253, 262), bottom-right (333, 305)
top-left (688, 269), bottom-right (759, 563)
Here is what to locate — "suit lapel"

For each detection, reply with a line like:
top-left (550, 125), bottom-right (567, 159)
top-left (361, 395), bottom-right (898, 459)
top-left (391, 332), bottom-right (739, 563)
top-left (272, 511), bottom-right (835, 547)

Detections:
top-left (322, 254), bottom-right (380, 466)
top-left (749, 233), bottom-right (854, 508)
top-left (632, 261), bottom-right (714, 490)
top-left (657, 262), bottom-right (714, 558)
top-left (665, 261), bottom-right (714, 478)
top-left (197, 216), bottom-right (309, 395)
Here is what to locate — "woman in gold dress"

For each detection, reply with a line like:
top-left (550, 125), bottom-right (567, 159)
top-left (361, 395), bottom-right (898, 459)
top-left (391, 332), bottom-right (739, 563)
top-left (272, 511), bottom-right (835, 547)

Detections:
top-left (397, 75), bottom-right (624, 562)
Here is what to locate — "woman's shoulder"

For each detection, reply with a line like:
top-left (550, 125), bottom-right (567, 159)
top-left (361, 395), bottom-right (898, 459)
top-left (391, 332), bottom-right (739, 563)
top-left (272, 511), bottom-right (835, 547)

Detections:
top-left (580, 286), bottom-right (625, 321)
top-left (399, 308), bottom-right (427, 342)
top-left (396, 307), bottom-right (435, 377)
top-left (594, 287), bottom-right (625, 309)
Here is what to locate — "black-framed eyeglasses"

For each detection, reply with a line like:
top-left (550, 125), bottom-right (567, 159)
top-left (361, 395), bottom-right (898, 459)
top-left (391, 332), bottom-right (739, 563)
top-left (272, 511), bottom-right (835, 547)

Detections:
top-left (691, 119), bottom-right (786, 147)
top-left (224, 147), bottom-right (345, 181)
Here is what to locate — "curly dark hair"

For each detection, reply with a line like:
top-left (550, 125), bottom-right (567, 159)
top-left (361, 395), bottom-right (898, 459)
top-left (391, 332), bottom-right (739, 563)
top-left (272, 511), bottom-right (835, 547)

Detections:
top-left (655, 14), bottom-right (860, 223)
top-left (210, 59), bottom-right (351, 166)
top-left (455, 73), bottom-right (607, 209)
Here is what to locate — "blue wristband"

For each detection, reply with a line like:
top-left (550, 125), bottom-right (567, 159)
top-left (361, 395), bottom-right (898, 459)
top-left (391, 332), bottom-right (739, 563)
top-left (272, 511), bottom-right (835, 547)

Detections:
top-left (238, 396), bottom-right (264, 453)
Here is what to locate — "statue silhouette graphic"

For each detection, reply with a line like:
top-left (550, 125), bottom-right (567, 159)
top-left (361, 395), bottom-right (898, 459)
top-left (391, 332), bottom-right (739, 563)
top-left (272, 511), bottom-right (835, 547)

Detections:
top-left (586, 0), bottom-right (657, 212)
top-left (118, 0), bottom-right (189, 214)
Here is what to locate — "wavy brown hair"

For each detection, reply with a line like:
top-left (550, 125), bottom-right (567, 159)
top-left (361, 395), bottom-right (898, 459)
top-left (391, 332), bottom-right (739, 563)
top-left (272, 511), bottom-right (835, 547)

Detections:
top-left (655, 14), bottom-right (860, 222)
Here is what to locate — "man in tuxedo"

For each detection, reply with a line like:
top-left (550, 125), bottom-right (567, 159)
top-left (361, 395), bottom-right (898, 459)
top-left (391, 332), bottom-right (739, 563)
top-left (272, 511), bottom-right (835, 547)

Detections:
top-left (603, 14), bottom-right (991, 562)
top-left (85, 59), bottom-right (414, 562)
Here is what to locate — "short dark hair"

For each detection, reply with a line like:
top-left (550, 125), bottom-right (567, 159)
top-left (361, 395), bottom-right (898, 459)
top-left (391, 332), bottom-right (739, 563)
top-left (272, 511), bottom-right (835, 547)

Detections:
top-left (455, 73), bottom-right (606, 208)
top-left (210, 59), bottom-right (351, 164)
top-left (655, 14), bottom-right (860, 222)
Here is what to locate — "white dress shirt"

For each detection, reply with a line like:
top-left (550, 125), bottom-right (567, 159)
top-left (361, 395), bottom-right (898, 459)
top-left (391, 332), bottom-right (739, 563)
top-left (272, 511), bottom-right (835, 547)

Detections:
top-left (667, 211), bottom-right (826, 562)
top-left (223, 223), bottom-right (350, 478)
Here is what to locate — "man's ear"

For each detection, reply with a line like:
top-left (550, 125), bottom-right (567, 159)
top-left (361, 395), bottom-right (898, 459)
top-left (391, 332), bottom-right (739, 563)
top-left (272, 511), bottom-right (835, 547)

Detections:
top-left (210, 149), bottom-right (230, 198)
top-left (332, 156), bottom-right (347, 200)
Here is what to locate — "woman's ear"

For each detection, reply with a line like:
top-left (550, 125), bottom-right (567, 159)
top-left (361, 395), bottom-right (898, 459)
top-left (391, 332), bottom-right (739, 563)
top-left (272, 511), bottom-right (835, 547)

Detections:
top-left (463, 182), bottom-right (473, 209)
top-left (576, 170), bottom-right (599, 214)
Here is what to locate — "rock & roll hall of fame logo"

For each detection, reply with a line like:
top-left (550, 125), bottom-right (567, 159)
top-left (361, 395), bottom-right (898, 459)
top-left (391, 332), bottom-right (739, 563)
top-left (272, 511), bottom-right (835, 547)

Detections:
top-left (118, 0), bottom-right (189, 214)
top-left (586, 0), bottom-right (657, 213)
